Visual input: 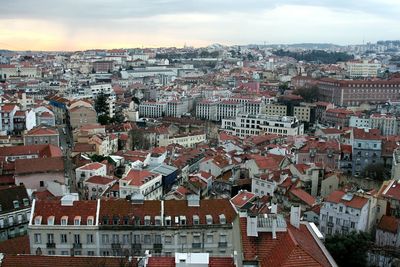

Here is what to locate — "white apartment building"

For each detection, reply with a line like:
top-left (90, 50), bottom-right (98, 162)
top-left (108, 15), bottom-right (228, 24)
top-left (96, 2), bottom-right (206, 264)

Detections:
top-left (28, 196), bottom-right (237, 257)
top-left (243, 101), bottom-right (265, 115)
top-left (221, 113), bottom-right (304, 138)
top-left (347, 60), bottom-right (381, 78)
top-left (119, 169), bottom-right (163, 200)
top-left (319, 191), bottom-right (370, 236)
top-left (166, 100), bottom-right (188, 117)
top-left (370, 113), bottom-right (397, 136)
top-left (216, 101), bottom-right (244, 121)
top-left (195, 100), bottom-right (218, 121)
top-left (139, 102), bottom-right (167, 118)
top-left (167, 132), bottom-right (206, 148)
top-left (75, 162), bottom-right (107, 189)
top-left (349, 116), bottom-right (370, 129)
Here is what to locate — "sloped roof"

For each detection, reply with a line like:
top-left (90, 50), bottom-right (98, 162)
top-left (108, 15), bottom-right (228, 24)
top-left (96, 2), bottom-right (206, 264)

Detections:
top-left (15, 157), bottom-right (64, 175)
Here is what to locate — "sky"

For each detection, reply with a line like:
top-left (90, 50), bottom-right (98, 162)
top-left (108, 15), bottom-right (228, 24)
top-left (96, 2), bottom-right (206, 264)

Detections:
top-left (0, 0), bottom-right (399, 51)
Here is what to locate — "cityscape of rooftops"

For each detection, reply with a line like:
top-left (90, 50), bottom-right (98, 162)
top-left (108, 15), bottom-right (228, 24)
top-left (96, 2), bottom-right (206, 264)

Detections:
top-left (0, 1), bottom-right (400, 267)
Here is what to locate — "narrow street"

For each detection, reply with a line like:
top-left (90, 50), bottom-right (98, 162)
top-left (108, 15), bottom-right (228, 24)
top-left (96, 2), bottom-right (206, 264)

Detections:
top-left (58, 125), bottom-right (77, 194)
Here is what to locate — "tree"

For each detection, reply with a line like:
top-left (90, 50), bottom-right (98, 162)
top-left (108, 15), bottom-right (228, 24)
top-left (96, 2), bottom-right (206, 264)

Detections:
top-left (95, 92), bottom-right (108, 116)
top-left (362, 163), bottom-right (387, 181)
top-left (98, 114), bottom-right (111, 125)
top-left (130, 129), bottom-right (150, 150)
top-left (325, 231), bottom-right (372, 267)
top-left (293, 86), bottom-right (320, 102)
top-left (278, 82), bottom-right (289, 93)
top-left (110, 108), bottom-right (125, 124)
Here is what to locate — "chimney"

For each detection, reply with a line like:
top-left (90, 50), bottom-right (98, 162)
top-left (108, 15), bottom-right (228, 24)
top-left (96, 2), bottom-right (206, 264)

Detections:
top-left (270, 203), bottom-right (277, 214)
top-left (272, 218), bottom-right (277, 239)
top-left (290, 206), bottom-right (301, 229)
top-left (246, 215), bottom-right (258, 237)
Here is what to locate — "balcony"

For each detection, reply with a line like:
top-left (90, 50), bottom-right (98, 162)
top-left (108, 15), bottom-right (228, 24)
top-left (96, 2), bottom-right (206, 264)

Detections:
top-left (111, 243), bottom-right (121, 249)
top-left (153, 243), bottom-right (162, 252)
top-left (218, 242), bottom-right (228, 248)
top-left (73, 243), bottom-right (82, 249)
top-left (327, 222), bottom-right (334, 227)
top-left (192, 243), bottom-right (202, 249)
top-left (46, 243), bottom-right (56, 249)
top-left (132, 244), bottom-right (142, 255)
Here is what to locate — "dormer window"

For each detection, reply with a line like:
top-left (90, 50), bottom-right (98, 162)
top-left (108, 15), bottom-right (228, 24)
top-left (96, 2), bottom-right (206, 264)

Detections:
top-left (47, 216), bottom-right (55, 225)
top-left (193, 215), bottom-right (200, 225)
top-left (144, 216), bottom-right (151, 226)
top-left (123, 216), bottom-right (129, 225)
top-left (102, 216), bottom-right (109, 225)
top-left (13, 200), bottom-right (19, 209)
top-left (113, 216), bottom-right (119, 225)
top-left (23, 198), bottom-right (29, 207)
top-left (206, 215), bottom-right (213, 225)
top-left (180, 216), bottom-right (187, 225)
top-left (34, 216), bottom-right (42, 225)
top-left (61, 216), bottom-right (68, 225)
top-left (74, 216), bottom-right (81, 226)
top-left (165, 216), bottom-right (171, 226)
top-left (155, 216), bottom-right (161, 226)
top-left (87, 216), bottom-right (94, 226)
top-left (219, 214), bottom-right (226, 224)
top-left (135, 216), bottom-right (141, 226)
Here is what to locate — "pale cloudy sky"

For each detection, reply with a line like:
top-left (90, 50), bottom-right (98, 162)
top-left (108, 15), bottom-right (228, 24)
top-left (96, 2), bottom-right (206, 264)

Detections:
top-left (0, 0), bottom-right (399, 51)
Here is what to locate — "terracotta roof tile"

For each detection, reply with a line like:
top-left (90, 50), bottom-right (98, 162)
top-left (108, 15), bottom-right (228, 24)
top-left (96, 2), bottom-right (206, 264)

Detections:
top-left (15, 157), bottom-right (64, 175)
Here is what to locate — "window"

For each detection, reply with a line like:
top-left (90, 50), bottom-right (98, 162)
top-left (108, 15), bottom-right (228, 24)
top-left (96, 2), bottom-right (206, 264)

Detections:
top-left (34, 233), bottom-right (42, 244)
top-left (40, 181), bottom-right (44, 187)
top-left (155, 235), bottom-right (161, 244)
top-left (206, 234), bottom-right (214, 244)
top-left (193, 215), bottom-right (200, 225)
top-left (88, 251), bottom-right (95, 256)
top-left (59, 216), bottom-right (67, 225)
top-left (102, 234), bottom-right (109, 244)
top-left (87, 217), bottom-right (94, 225)
top-left (144, 235), bottom-right (151, 244)
top-left (61, 251), bottom-right (69, 255)
top-left (74, 215), bottom-right (83, 226)
top-left (206, 215), bottom-right (213, 225)
top-left (75, 251), bottom-right (81, 256)
top-left (350, 222), bottom-right (356, 229)
top-left (87, 234), bottom-right (94, 244)
top-left (47, 216), bottom-right (55, 225)
top-left (74, 234), bottom-right (80, 244)
top-left (336, 218), bottom-right (341, 225)
top-left (165, 235), bottom-right (172, 245)
top-left (47, 234), bottom-right (54, 243)
top-left (13, 200), bottom-right (19, 209)
top-left (34, 216), bottom-right (42, 225)
top-left (61, 234), bottom-right (67, 243)
top-left (179, 235), bottom-right (187, 245)
top-left (133, 235), bottom-right (140, 244)
top-left (328, 216), bottom-right (333, 223)
top-left (48, 250), bottom-right (55, 255)
top-left (339, 206), bottom-right (343, 212)
top-left (112, 234), bottom-right (119, 244)
top-left (144, 216), bottom-right (151, 226)
top-left (122, 234), bottom-right (129, 244)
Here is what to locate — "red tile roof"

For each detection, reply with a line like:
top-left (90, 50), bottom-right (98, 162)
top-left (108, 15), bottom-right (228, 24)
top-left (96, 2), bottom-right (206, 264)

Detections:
top-left (85, 175), bottom-right (115, 185)
top-left (240, 217), bottom-right (333, 267)
top-left (380, 180), bottom-right (400, 201)
top-left (0, 235), bottom-right (30, 255)
top-left (147, 256), bottom-right (174, 267)
top-left (353, 128), bottom-right (381, 140)
top-left (377, 215), bottom-right (400, 234)
top-left (78, 162), bottom-right (105, 171)
top-left (33, 199), bottom-right (97, 225)
top-left (0, 144), bottom-right (62, 158)
top-left (324, 190), bottom-right (368, 209)
top-left (121, 169), bottom-right (159, 186)
top-left (289, 188), bottom-right (316, 207)
top-left (99, 198), bottom-right (236, 226)
top-left (15, 157), bottom-right (64, 175)
top-left (26, 126), bottom-right (58, 136)
top-left (231, 190), bottom-right (256, 208)
top-left (1, 255), bottom-right (136, 267)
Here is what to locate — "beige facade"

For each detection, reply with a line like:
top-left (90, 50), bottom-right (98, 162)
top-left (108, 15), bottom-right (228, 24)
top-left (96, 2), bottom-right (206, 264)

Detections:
top-left (69, 106), bottom-right (97, 129)
top-left (265, 104), bottom-right (287, 116)
top-left (294, 106), bottom-right (311, 122)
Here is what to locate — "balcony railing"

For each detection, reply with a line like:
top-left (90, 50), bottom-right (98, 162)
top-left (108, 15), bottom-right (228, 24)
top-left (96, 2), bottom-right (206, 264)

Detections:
top-left (46, 243), bottom-right (56, 248)
top-left (327, 222), bottom-right (334, 227)
top-left (218, 242), bottom-right (228, 248)
top-left (192, 243), bottom-right (202, 249)
top-left (73, 243), bottom-right (82, 249)
top-left (111, 243), bottom-right (121, 249)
